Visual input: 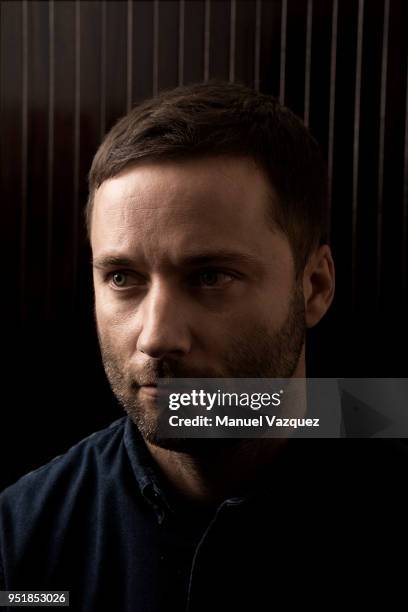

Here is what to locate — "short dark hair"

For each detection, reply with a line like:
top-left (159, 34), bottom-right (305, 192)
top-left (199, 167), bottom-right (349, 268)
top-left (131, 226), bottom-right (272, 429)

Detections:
top-left (86, 80), bottom-right (329, 277)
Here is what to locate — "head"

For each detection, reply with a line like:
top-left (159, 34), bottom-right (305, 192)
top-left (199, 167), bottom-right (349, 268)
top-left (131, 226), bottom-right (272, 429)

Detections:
top-left (87, 81), bottom-right (335, 451)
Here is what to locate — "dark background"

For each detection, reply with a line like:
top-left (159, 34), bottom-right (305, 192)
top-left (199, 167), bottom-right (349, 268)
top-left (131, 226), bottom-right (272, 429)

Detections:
top-left (1, 0), bottom-right (407, 490)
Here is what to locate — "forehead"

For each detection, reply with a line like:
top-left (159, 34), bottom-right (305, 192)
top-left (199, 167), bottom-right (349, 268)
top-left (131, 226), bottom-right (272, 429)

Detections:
top-left (91, 156), bottom-right (287, 268)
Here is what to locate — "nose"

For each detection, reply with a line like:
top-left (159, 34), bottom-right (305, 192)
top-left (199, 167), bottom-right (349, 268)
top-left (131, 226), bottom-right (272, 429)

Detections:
top-left (136, 279), bottom-right (192, 359)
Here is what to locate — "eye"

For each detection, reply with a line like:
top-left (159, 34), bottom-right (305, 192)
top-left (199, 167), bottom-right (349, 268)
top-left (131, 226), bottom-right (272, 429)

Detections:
top-left (194, 270), bottom-right (235, 288)
top-left (111, 272), bottom-right (127, 287)
top-left (108, 271), bottom-right (145, 289)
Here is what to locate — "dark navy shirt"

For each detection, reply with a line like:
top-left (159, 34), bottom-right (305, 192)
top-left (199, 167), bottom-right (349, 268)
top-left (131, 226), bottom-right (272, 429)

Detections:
top-left (1, 416), bottom-right (407, 611)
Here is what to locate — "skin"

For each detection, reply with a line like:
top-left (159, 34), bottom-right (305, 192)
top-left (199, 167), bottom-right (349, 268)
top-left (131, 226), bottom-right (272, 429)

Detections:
top-left (91, 156), bottom-right (335, 506)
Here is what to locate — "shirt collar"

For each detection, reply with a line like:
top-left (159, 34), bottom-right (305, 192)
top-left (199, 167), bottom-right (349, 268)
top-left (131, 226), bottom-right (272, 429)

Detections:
top-left (123, 416), bottom-right (173, 524)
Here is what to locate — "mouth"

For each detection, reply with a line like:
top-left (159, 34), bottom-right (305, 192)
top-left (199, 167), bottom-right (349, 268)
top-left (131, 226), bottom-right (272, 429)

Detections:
top-left (138, 384), bottom-right (159, 398)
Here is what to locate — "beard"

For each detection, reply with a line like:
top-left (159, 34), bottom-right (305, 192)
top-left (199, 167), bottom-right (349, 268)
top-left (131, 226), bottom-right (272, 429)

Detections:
top-left (97, 281), bottom-right (306, 455)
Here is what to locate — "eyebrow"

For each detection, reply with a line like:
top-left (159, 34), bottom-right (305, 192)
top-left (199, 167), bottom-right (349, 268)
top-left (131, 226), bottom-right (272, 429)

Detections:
top-left (92, 256), bottom-right (136, 270)
top-left (92, 250), bottom-right (262, 270)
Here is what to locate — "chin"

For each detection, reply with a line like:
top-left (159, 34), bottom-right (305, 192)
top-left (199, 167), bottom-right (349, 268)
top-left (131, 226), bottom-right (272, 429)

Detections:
top-left (142, 431), bottom-right (243, 456)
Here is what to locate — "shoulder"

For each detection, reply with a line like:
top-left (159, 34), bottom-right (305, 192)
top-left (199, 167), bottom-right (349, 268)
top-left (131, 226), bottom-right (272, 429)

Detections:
top-left (0, 417), bottom-right (147, 592)
top-left (0, 416), bottom-right (128, 517)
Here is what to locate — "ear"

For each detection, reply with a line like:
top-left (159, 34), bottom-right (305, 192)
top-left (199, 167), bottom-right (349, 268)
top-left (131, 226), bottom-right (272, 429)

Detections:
top-left (302, 244), bottom-right (335, 328)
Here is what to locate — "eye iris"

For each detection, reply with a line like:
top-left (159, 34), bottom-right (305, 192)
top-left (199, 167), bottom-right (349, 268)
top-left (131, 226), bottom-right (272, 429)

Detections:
top-left (113, 273), bottom-right (126, 287)
top-left (202, 272), bottom-right (219, 286)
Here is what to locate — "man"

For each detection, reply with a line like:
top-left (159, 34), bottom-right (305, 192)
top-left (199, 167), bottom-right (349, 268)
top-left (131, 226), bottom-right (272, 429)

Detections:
top-left (0, 82), bottom-right (406, 611)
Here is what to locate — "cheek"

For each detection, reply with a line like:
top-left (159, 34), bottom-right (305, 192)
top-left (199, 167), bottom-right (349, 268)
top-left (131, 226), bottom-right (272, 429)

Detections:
top-left (189, 284), bottom-right (291, 350)
top-left (268, 291), bottom-right (294, 328)
top-left (94, 283), bottom-right (132, 327)
top-left (233, 286), bottom-right (293, 333)
top-left (94, 292), bottom-right (113, 339)
top-left (260, 268), bottom-right (297, 326)
top-left (94, 294), bottom-right (136, 354)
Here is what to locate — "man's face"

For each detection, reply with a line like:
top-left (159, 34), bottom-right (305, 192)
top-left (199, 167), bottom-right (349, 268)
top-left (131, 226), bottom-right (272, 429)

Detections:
top-left (91, 156), bottom-right (306, 448)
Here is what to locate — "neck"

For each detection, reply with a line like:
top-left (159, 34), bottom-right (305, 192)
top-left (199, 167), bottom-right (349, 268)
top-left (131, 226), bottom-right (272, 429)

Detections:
top-left (146, 352), bottom-right (306, 507)
top-left (146, 437), bottom-right (289, 508)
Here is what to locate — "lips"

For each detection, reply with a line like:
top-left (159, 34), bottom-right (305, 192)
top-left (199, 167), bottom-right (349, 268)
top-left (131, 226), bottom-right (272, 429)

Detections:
top-left (138, 384), bottom-right (160, 398)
